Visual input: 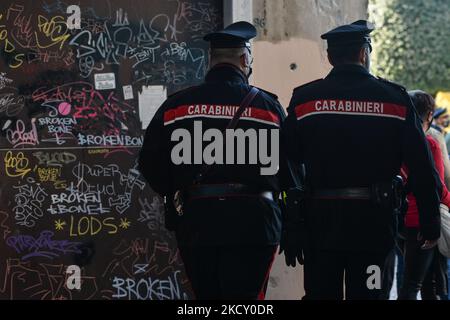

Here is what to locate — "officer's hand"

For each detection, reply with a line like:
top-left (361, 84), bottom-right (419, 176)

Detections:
top-left (421, 240), bottom-right (438, 250)
top-left (417, 232), bottom-right (438, 250)
top-left (279, 229), bottom-right (304, 267)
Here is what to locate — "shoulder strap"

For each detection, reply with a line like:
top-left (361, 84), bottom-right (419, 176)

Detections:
top-left (227, 87), bottom-right (260, 129)
top-left (193, 87), bottom-right (260, 184)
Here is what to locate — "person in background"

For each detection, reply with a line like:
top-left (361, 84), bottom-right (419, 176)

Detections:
top-left (433, 107), bottom-right (449, 134)
top-left (434, 107), bottom-right (450, 157)
top-left (398, 90), bottom-right (449, 300)
top-left (422, 108), bottom-right (450, 300)
top-left (428, 126), bottom-right (450, 190)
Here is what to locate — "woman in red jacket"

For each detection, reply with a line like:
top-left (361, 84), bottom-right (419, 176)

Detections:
top-left (399, 90), bottom-right (450, 299)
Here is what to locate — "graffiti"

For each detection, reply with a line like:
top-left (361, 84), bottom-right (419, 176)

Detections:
top-left (130, 46), bottom-right (160, 69)
top-left (104, 239), bottom-right (183, 279)
top-left (6, 4), bottom-right (34, 48)
top-left (109, 168), bottom-right (145, 214)
top-left (6, 230), bottom-right (82, 260)
top-left (36, 15), bottom-right (70, 50)
top-left (65, 216), bottom-right (119, 237)
top-left (100, 238), bottom-right (189, 299)
top-left (112, 270), bottom-right (188, 300)
top-left (13, 178), bottom-right (48, 228)
top-left (31, 82), bottom-right (90, 116)
top-left (81, 18), bottom-right (106, 34)
top-left (0, 0), bottom-right (219, 300)
top-left (68, 163), bottom-right (145, 214)
top-left (4, 151), bottom-right (32, 178)
top-left (65, 180), bottom-right (116, 197)
top-left (113, 8), bottom-right (129, 27)
top-left (40, 134), bottom-right (75, 146)
top-left (6, 119), bottom-right (39, 148)
top-left (47, 189), bottom-right (108, 215)
top-left (77, 134), bottom-right (143, 146)
top-left (6, 5), bottom-right (33, 46)
top-left (160, 45), bottom-right (206, 80)
top-left (37, 167), bottom-right (60, 181)
top-left (73, 97), bottom-right (127, 124)
top-left (161, 60), bottom-right (188, 85)
top-left (162, 42), bottom-right (189, 61)
top-left (0, 1), bottom-right (219, 82)
top-left (32, 81), bottom-right (135, 138)
top-left (36, 167), bottom-right (66, 189)
top-left (0, 72), bottom-right (13, 90)
top-left (138, 196), bottom-right (164, 231)
top-left (101, 239), bottom-right (147, 279)
top-left (0, 88), bottom-right (25, 117)
top-left (54, 219), bottom-right (66, 231)
top-left (178, 2), bottom-right (221, 23)
top-left (27, 49), bottom-right (74, 66)
top-left (0, 6), bottom-right (25, 68)
top-left (134, 264), bottom-right (149, 275)
top-left (0, 211), bottom-right (11, 240)
top-left (50, 190), bottom-right (101, 204)
top-left (0, 259), bottom-right (100, 299)
top-left (4, 3), bottom-right (71, 67)
top-left (72, 162), bottom-right (121, 179)
top-left (32, 151), bottom-right (77, 167)
top-left (87, 148), bottom-right (109, 155)
top-left (38, 117), bottom-right (77, 134)
top-left (66, 7), bottom-right (212, 84)
top-left (118, 218), bottom-right (131, 229)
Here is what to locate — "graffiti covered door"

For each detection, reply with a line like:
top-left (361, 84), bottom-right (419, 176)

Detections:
top-left (0, 0), bottom-right (222, 299)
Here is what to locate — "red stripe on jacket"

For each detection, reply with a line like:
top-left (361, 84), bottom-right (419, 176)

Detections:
top-left (294, 100), bottom-right (407, 121)
top-left (163, 104), bottom-right (280, 127)
top-left (402, 135), bottom-right (450, 228)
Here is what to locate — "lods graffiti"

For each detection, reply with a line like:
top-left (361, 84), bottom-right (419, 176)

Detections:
top-left (0, 0), bottom-right (223, 299)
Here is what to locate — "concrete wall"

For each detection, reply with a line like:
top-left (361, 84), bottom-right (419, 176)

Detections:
top-left (250, 0), bottom-right (368, 299)
top-left (252, 0), bottom-right (368, 107)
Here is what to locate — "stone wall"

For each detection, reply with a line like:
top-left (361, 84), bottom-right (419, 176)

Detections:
top-left (252, 0), bottom-right (368, 106)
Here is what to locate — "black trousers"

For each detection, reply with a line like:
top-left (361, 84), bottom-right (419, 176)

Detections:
top-left (379, 247), bottom-right (396, 300)
top-left (303, 249), bottom-right (390, 300)
top-left (379, 240), bottom-right (405, 299)
top-left (178, 245), bottom-right (277, 300)
top-left (398, 228), bottom-right (436, 300)
top-left (422, 250), bottom-right (448, 300)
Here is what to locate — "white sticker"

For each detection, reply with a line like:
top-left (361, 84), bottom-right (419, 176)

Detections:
top-left (123, 85), bottom-right (134, 100)
top-left (138, 85), bottom-right (167, 129)
top-left (94, 73), bottom-right (116, 90)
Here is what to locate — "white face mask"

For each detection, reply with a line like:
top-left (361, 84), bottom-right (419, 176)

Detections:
top-left (244, 47), bottom-right (253, 79)
top-left (363, 47), bottom-right (371, 71)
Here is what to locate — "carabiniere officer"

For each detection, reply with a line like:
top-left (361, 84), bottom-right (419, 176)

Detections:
top-left (139, 21), bottom-right (295, 300)
top-left (280, 20), bottom-right (442, 300)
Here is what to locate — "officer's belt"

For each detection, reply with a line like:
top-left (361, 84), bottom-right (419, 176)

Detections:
top-left (186, 183), bottom-right (274, 201)
top-left (312, 187), bottom-right (371, 200)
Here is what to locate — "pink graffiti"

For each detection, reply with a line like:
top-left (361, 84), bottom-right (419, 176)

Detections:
top-left (6, 119), bottom-right (39, 148)
top-left (32, 82), bottom-right (134, 136)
